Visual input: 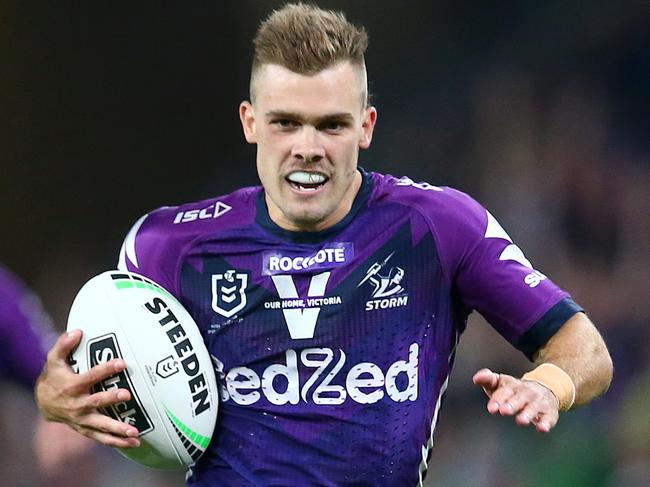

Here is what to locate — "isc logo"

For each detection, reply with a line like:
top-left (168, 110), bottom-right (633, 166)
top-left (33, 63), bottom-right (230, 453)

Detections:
top-left (173, 201), bottom-right (232, 224)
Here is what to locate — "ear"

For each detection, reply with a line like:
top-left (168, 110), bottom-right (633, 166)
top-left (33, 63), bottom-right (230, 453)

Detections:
top-left (239, 101), bottom-right (257, 144)
top-left (358, 106), bottom-right (377, 150)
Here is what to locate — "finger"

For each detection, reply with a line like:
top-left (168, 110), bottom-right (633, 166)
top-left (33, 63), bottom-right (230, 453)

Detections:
top-left (80, 427), bottom-right (141, 448)
top-left (77, 359), bottom-right (127, 389)
top-left (79, 411), bottom-right (139, 439)
top-left (515, 399), bottom-right (542, 427)
top-left (47, 330), bottom-right (83, 363)
top-left (486, 381), bottom-right (519, 415)
top-left (472, 368), bottom-right (500, 391)
top-left (499, 386), bottom-right (537, 416)
top-left (515, 405), bottom-right (558, 432)
top-left (85, 388), bottom-right (132, 412)
top-left (533, 411), bottom-right (558, 433)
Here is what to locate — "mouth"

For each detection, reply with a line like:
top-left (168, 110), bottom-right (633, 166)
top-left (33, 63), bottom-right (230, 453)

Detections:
top-left (285, 171), bottom-right (330, 193)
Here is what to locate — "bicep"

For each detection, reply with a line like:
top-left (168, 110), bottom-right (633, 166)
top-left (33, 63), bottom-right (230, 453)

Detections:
top-left (533, 312), bottom-right (609, 366)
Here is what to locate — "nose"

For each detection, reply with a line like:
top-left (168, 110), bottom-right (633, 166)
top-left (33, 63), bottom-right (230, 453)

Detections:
top-left (291, 126), bottom-right (325, 163)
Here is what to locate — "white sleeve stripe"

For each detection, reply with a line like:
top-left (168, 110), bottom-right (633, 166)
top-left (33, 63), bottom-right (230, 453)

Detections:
top-left (117, 214), bottom-right (148, 270)
top-left (484, 210), bottom-right (513, 242)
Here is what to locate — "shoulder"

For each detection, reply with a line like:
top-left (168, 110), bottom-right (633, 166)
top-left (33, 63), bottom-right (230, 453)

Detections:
top-left (368, 171), bottom-right (489, 243)
top-left (135, 185), bottom-right (259, 233)
top-left (118, 185), bottom-right (261, 290)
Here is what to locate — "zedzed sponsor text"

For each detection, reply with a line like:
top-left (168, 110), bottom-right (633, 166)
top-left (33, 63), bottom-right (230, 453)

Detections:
top-left (213, 343), bottom-right (419, 406)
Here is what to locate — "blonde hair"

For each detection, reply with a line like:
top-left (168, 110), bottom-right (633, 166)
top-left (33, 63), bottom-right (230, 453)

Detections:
top-left (250, 3), bottom-right (369, 103)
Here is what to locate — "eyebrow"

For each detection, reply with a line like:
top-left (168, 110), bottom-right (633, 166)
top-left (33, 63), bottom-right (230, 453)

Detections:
top-left (264, 110), bottom-right (355, 124)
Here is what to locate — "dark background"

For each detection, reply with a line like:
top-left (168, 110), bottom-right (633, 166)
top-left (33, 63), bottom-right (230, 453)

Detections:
top-left (1, 1), bottom-right (649, 486)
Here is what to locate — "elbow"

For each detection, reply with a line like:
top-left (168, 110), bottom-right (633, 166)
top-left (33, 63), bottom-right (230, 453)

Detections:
top-left (600, 345), bottom-right (614, 395)
top-left (589, 334), bottom-right (614, 399)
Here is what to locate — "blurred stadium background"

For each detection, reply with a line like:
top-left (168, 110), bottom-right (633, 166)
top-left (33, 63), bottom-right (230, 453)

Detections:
top-left (1, 1), bottom-right (648, 486)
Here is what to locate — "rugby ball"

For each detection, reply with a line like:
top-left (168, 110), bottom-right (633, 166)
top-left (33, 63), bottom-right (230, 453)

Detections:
top-left (66, 270), bottom-right (218, 469)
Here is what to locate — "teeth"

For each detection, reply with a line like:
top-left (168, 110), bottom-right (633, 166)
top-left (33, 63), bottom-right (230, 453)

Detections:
top-left (287, 171), bottom-right (326, 185)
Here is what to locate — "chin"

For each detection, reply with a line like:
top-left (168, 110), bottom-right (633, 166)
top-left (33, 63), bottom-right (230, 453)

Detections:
top-left (285, 208), bottom-right (331, 229)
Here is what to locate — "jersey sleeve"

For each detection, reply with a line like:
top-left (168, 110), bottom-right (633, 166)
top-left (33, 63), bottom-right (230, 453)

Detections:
top-left (425, 187), bottom-right (582, 360)
top-left (115, 190), bottom-right (256, 297)
top-left (0, 265), bottom-right (58, 389)
top-left (117, 210), bottom-right (182, 295)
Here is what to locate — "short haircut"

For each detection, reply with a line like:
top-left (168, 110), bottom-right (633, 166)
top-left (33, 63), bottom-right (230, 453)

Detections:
top-left (250, 3), bottom-right (369, 103)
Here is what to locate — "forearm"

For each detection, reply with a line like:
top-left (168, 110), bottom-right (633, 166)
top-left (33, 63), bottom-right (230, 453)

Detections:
top-left (532, 312), bottom-right (613, 407)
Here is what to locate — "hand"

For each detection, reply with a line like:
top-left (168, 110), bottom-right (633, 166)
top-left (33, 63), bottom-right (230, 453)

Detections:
top-left (35, 329), bottom-right (141, 448)
top-left (472, 368), bottom-right (560, 433)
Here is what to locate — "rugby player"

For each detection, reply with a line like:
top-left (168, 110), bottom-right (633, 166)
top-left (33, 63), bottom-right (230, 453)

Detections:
top-left (35, 4), bottom-right (613, 486)
top-left (0, 263), bottom-right (95, 484)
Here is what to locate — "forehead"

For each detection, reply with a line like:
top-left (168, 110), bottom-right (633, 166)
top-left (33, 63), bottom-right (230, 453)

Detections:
top-left (253, 62), bottom-right (365, 114)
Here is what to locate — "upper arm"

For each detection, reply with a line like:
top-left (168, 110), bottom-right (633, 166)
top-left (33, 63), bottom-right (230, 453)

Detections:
top-left (0, 267), bottom-right (58, 388)
top-left (424, 188), bottom-right (582, 358)
top-left (533, 312), bottom-right (602, 363)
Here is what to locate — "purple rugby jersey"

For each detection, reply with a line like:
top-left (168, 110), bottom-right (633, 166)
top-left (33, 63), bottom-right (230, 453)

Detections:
top-left (118, 169), bottom-right (581, 487)
top-left (0, 264), bottom-right (57, 389)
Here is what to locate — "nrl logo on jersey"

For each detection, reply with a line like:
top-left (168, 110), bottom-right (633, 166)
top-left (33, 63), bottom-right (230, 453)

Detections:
top-left (212, 270), bottom-right (248, 318)
top-left (358, 252), bottom-right (409, 311)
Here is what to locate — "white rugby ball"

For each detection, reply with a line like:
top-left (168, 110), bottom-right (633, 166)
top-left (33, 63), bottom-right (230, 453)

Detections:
top-left (67, 270), bottom-right (218, 470)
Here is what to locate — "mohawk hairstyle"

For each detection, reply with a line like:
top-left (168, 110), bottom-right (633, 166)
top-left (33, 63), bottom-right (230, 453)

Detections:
top-left (250, 3), bottom-right (369, 101)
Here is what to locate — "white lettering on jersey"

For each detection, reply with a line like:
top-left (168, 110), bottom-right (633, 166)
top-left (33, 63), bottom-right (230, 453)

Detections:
top-left (524, 270), bottom-right (547, 288)
top-left (262, 244), bottom-right (353, 281)
top-left (173, 201), bottom-right (232, 224)
top-left (262, 350), bottom-right (300, 405)
top-left (265, 246), bottom-right (348, 274)
top-left (225, 366), bottom-right (260, 405)
top-left (270, 272), bottom-right (330, 339)
top-left (218, 343), bottom-right (419, 406)
top-left (211, 355), bottom-right (231, 402)
top-left (359, 253), bottom-right (409, 311)
top-left (301, 348), bottom-right (347, 405)
top-left (396, 176), bottom-right (444, 192)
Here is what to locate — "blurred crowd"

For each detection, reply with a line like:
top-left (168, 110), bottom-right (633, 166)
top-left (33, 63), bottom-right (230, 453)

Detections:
top-left (1, 1), bottom-right (648, 486)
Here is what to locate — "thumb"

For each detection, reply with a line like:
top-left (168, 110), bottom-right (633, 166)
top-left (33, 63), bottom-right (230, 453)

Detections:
top-left (472, 368), bottom-right (500, 394)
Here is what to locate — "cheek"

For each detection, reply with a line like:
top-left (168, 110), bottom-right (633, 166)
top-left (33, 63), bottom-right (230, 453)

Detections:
top-left (256, 145), bottom-right (289, 193)
top-left (328, 137), bottom-right (357, 159)
top-left (258, 135), bottom-right (291, 164)
top-left (336, 140), bottom-right (360, 169)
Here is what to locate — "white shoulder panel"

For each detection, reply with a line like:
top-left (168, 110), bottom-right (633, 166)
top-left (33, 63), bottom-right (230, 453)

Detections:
top-left (117, 214), bottom-right (148, 271)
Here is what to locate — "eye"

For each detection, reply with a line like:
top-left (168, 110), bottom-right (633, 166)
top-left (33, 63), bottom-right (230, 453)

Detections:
top-left (319, 120), bottom-right (347, 132)
top-left (272, 119), bottom-right (298, 130)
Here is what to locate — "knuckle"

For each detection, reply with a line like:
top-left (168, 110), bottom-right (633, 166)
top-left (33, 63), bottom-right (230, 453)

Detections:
top-left (88, 394), bottom-right (102, 409)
